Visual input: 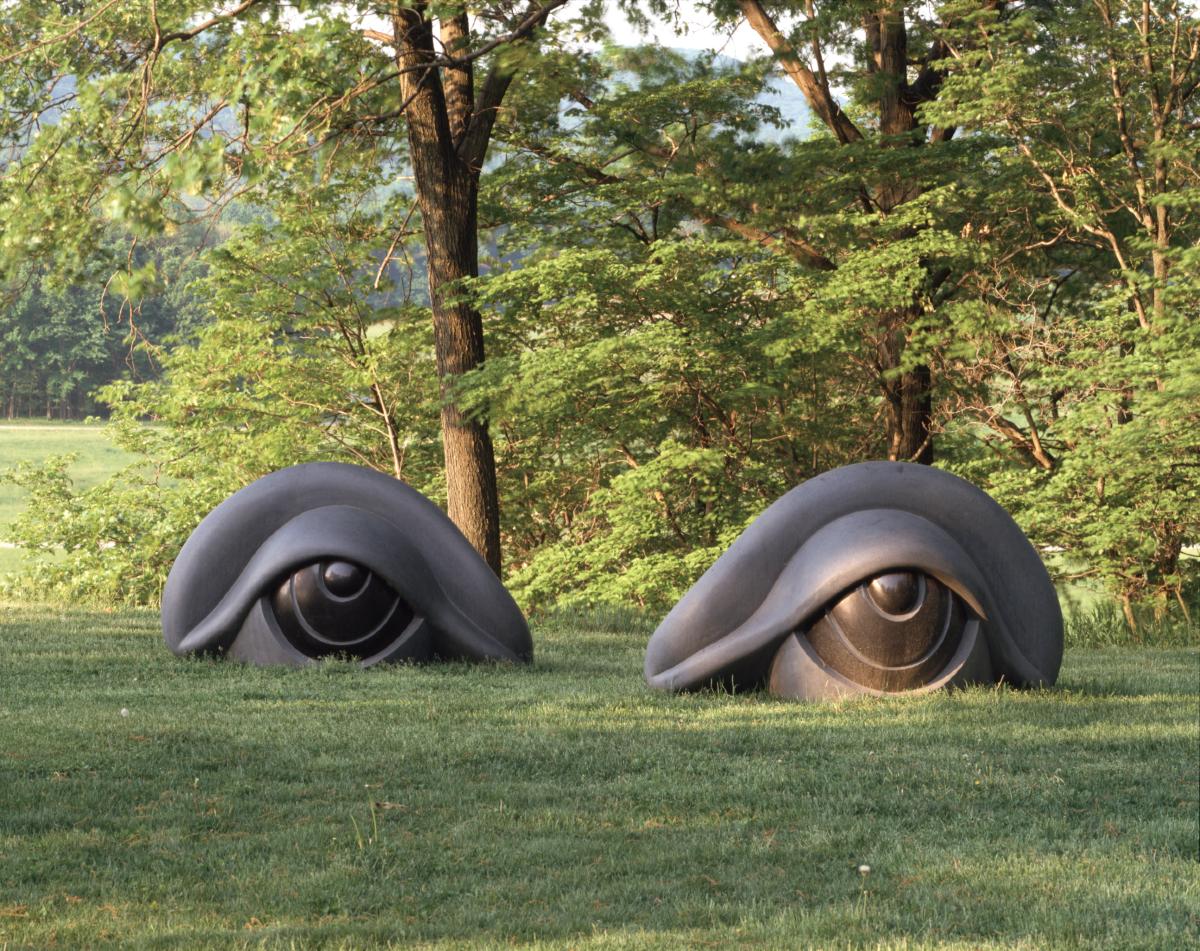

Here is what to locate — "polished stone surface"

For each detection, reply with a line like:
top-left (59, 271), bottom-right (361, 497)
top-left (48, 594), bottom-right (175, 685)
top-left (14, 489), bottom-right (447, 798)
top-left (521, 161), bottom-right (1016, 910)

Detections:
top-left (162, 463), bottom-right (531, 667)
top-left (644, 462), bottom-right (1062, 700)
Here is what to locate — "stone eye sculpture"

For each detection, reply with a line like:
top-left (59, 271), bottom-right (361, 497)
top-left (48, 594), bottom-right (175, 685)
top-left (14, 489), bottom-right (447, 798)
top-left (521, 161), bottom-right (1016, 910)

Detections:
top-left (162, 462), bottom-right (531, 667)
top-left (644, 462), bottom-right (1062, 700)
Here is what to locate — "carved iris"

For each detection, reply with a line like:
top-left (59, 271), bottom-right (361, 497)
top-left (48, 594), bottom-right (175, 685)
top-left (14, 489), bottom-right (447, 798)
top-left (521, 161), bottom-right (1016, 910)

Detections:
top-left (803, 571), bottom-right (968, 692)
top-left (270, 560), bottom-right (417, 659)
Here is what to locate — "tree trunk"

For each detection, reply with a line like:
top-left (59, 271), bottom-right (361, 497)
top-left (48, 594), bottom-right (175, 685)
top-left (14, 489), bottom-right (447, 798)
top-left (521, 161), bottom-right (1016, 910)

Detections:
top-left (421, 178), bottom-right (502, 574)
top-left (394, 6), bottom-right (502, 574)
top-left (873, 5), bottom-right (933, 463)
top-left (739, 0), bottom-right (937, 463)
top-left (878, 335), bottom-right (933, 464)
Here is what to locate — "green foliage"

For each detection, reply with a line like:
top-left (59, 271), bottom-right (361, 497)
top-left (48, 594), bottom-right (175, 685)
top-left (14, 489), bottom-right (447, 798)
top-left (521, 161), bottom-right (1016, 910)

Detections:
top-left (466, 230), bottom-right (876, 611)
top-left (466, 46), bottom-right (887, 609)
top-left (0, 226), bottom-right (206, 418)
top-left (1, 3), bottom-right (1197, 623)
top-left (2, 453), bottom-right (224, 605)
top-left (0, 276), bottom-right (111, 418)
top-left (930, 0), bottom-right (1200, 607)
top-left (0, 422), bottom-right (140, 578)
top-left (1, 163), bottom-right (443, 604)
top-left (972, 298), bottom-right (1200, 606)
top-left (103, 168), bottom-right (443, 492)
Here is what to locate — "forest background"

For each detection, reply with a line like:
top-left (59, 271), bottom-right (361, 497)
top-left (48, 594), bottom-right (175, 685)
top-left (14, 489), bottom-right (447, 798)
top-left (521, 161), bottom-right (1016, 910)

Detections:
top-left (0, 0), bottom-right (1196, 628)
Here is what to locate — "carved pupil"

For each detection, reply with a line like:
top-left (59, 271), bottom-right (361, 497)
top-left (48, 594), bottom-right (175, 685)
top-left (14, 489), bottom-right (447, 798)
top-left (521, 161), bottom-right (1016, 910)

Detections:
top-left (803, 572), bottom-right (966, 691)
top-left (866, 571), bottom-right (922, 616)
top-left (322, 560), bottom-right (368, 598)
top-left (270, 560), bottom-right (415, 656)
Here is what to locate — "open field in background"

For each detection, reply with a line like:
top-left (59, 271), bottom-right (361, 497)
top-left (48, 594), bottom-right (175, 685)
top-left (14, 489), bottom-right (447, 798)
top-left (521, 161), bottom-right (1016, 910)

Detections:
top-left (0, 606), bottom-right (1196, 949)
top-left (0, 421), bottom-right (139, 575)
top-left (0, 421), bottom-right (1154, 621)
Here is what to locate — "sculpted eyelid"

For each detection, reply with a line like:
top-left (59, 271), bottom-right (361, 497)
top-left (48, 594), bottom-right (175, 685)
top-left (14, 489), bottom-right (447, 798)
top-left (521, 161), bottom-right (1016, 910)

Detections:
top-left (644, 462), bottom-right (1063, 701)
top-left (162, 463), bottom-right (532, 668)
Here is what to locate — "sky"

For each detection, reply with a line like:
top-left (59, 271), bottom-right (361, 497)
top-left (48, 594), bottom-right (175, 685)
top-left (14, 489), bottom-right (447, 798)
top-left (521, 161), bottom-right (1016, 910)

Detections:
top-left (342, 2), bottom-right (767, 62)
top-left (602, 2), bottom-right (814, 137)
top-left (333, 2), bottom-right (812, 133)
top-left (603, 1), bottom-right (766, 60)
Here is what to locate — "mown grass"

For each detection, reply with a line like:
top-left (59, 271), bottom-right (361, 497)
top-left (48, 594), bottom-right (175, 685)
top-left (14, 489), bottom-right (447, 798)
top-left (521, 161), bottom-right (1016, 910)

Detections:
top-left (0, 421), bottom-right (139, 574)
top-left (0, 606), bottom-right (1196, 949)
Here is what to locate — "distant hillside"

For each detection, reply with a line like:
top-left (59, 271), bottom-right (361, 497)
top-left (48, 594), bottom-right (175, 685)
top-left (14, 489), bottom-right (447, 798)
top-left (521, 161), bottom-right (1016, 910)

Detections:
top-left (671, 47), bottom-right (814, 142)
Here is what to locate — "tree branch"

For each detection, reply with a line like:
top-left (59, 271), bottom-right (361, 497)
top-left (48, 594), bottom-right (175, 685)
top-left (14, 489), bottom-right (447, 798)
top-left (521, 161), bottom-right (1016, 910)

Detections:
top-left (0, 0), bottom-right (124, 66)
top-left (440, 10), bottom-right (474, 144)
top-left (736, 0), bottom-right (864, 144)
top-left (700, 214), bottom-right (835, 270)
top-left (156, 0), bottom-right (270, 47)
top-left (460, 0), bottom-right (567, 172)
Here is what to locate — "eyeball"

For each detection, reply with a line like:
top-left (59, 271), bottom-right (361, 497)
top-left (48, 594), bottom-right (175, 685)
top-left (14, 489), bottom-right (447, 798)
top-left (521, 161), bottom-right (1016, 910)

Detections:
top-left (800, 572), bottom-right (968, 692)
top-left (268, 560), bottom-right (417, 659)
top-left (644, 462), bottom-right (1062, 700)
top-left (162, 463), bottom-right (531, 667)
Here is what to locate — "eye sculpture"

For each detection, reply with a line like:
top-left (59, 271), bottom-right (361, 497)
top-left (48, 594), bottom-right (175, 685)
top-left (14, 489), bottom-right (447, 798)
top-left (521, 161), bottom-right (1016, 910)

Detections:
top-left (162, 462), bottom-right (531, 667)
top-left (644, 462), bottom-right (1062, 700)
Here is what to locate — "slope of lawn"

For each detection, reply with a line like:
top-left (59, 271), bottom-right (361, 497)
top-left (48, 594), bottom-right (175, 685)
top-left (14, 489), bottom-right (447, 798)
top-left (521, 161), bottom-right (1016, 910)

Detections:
top-left (0, 606), bottom-right (1195, 949)
top-left (0, 421), bottom-right (139, 575)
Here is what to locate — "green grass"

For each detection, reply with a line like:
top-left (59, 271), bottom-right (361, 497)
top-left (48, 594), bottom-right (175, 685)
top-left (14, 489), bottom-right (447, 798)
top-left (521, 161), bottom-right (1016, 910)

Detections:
top-left (0, 607), bottom-right (1196, 949)
top-left (1065, 602), bottom-right (1197, 648)
top-left (0, 421), bottom-right (139, 574)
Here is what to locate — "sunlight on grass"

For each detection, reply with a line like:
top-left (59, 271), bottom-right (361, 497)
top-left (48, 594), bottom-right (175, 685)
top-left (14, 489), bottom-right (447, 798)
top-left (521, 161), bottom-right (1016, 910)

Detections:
top-left (0, 605), bottom-right (1195, 948)
top-left (0, 422), bottom-right (138, 536)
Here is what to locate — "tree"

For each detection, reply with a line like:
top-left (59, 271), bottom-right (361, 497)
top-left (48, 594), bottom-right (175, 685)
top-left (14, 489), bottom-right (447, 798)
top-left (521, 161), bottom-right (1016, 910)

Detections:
top-left (645, 0), bottom-right (988, 464)
top-left (926, 0), bottom-right (1200, 619)
top-left (455, 46), bottom-right (881, 609)
top-left (4, 1), bottom-right (1195, 619)
top-left (0, 0), bottom-right (585, 572)
top-left (4, 163), bottom-right (445, 605)
top-left (0, 230), bottom-right (205, 419)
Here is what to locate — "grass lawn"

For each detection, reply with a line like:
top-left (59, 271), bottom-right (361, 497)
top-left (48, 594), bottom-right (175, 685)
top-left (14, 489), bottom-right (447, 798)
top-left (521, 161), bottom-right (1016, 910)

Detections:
top-left (0, 422), bottom-right (139, 575)
top-left (0, 607), bottom-right (1195, 949)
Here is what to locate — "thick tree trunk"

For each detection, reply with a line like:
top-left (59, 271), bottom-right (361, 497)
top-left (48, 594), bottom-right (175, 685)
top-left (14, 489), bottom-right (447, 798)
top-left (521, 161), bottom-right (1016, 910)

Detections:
top-left (888, 366), bottom-right (933, 464)
top-left (421, 181), bottom-right (502, 574)
top-left (394, 6), bottom-right (502, 573)
top-left (872, 5), bottom-right (933, 463)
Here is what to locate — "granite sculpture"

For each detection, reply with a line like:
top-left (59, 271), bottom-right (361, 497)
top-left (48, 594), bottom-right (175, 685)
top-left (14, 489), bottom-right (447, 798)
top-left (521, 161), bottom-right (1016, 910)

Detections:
top-left (162, 462), bottom-right (531, 667)
top-left (644, 462), bottom-right (1062, 700)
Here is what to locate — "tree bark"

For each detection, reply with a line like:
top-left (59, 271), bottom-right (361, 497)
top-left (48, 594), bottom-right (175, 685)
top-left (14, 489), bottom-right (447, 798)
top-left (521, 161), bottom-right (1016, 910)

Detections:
top-left (877, 330), bottom-right (933, 464)
top-left (393, 5), bottom-right (501, 573)
top-left (871, 4), bottom-right (933, 462)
